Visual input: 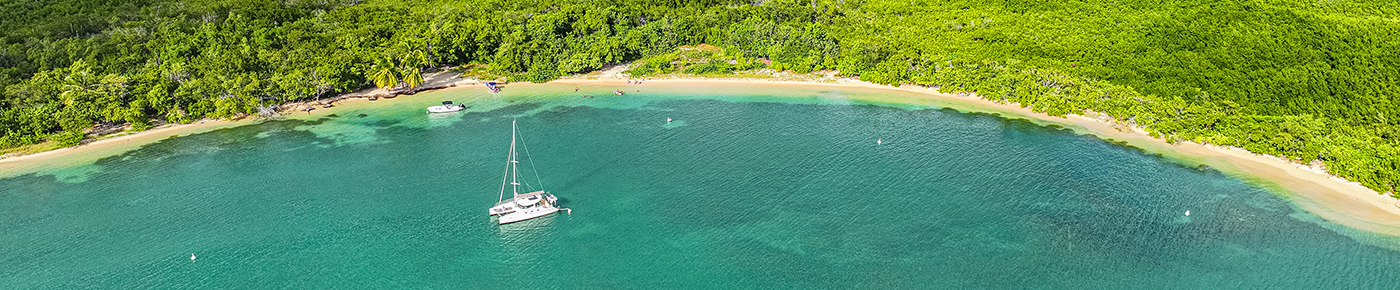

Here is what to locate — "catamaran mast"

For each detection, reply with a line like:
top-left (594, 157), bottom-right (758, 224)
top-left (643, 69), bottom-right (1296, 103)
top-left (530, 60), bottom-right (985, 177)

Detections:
top-left (497, 120), bottom-right (534, 202)
top-left (510, 120), bottom-right (520, 197)
top-left (498, 120), bottom-right (521, 202)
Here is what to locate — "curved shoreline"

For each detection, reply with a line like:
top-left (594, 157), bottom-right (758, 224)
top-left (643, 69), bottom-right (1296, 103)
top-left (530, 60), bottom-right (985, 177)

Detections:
top-left (2, 76), bottom-right (1397, 238)
top-left (0, 119), bottom-right (242, 178)
top-left (553, 77), bottom-right (1400, 238)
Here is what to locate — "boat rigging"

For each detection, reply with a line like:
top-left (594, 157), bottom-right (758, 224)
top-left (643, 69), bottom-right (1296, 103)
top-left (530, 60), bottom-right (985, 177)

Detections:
top-left (486, 120), bottom-right (563, 224)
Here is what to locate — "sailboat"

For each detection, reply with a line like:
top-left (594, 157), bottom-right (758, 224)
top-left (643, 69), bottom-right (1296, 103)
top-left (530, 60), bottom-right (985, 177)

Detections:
top-left (487, 120), bottom-right (561, 224)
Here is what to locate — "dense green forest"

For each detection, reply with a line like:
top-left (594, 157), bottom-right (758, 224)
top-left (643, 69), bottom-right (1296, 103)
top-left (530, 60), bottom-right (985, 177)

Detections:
top-left (0, 0), bottom-right (1396, 195)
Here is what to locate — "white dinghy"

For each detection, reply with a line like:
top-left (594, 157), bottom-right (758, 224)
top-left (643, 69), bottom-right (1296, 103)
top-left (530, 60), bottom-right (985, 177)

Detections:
top-left (427, 101), bottom-right (467, 113)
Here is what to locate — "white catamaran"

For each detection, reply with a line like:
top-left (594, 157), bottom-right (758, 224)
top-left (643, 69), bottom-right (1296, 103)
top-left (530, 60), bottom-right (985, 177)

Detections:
top-left (487, 120), bottom-right (561, 224)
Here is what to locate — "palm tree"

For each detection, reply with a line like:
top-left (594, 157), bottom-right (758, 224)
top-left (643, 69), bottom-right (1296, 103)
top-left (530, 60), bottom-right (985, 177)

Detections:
top-left (401, 66), bottom-right (424, 89)
top-left (369, 57), bottom-right (399, 90)
top-left (60, 62), bottom-right (100, 107)
top-left (399, 51), bottom-right (427, 89)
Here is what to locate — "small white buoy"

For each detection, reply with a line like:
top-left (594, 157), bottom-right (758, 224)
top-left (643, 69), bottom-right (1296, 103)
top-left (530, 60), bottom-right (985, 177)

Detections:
top-left (190, 253), bottom-right (196, 262)
top-left (877, 138), bottom-right (882, 145)
top-left (1185, 210), bottom-right (1191, 216)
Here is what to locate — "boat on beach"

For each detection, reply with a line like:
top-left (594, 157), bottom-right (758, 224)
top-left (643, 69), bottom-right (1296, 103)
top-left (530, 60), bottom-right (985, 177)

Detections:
top-left (426, 101), bottom-right (467, 113)
top-left (487, 120), bottom-right (562, 224)
top-left (486, 82), bottom-right (501, 93)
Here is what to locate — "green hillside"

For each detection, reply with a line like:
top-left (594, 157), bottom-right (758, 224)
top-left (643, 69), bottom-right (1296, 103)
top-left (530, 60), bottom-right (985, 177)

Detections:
top-left (0, 0), bottom-right (1395, 194)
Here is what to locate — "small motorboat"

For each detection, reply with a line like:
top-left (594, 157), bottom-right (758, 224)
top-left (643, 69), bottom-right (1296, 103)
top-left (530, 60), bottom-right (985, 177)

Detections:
top-left (486, 82), bottom-right (501, 93)
top-left (613, 90), bottom-right (624, 96)
top-left (427, 101), bottom-right (467, 113)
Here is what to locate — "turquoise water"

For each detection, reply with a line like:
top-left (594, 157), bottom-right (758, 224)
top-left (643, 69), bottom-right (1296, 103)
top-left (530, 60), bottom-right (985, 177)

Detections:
top-left (3, 84), bottom-right (1399, 288)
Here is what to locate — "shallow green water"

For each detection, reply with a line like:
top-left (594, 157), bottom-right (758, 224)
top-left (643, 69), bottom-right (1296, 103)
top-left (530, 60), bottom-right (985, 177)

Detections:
top-left (3, 84), bottom-right (1399, 288)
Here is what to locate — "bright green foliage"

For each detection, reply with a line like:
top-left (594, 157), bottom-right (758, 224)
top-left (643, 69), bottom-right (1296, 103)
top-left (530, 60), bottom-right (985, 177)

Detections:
top-left (369, 58), bottom-right (401, 90)
top-left (0, 0), bottom-right (1397, 194)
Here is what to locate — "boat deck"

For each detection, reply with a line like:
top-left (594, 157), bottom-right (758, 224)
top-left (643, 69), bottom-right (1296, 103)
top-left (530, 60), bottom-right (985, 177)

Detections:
top-left (493, 191), bottom-right (547, 207)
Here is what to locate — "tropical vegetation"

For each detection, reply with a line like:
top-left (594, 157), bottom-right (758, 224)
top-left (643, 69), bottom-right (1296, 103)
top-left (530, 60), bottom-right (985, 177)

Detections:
top-left (0, 0), bottom-right (1396, 195)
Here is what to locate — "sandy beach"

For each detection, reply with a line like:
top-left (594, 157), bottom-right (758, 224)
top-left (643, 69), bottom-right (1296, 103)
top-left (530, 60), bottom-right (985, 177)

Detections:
top-left (3, 74), bottom-right (1397, 238)
top-left (550, 77), bottom-right (1400, 237)
top-left (0, 70), bottom-right (475, 178)
top-left (0, 119), bottom-right (241, 179)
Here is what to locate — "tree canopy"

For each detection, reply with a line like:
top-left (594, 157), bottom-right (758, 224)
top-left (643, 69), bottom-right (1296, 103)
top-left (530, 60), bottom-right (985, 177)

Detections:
top-left (0, 0), bottom-right (1396, 195)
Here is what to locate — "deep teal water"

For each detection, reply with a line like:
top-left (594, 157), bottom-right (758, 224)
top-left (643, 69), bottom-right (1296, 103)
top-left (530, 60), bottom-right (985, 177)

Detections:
top-left (3, 85), bottom-right (1399, 289)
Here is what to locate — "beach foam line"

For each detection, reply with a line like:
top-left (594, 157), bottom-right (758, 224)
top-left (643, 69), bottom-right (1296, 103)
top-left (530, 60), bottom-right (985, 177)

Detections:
top-left (547, 78), bottom-right (1400, 237)
top-left (3, 76), bottom-right (1396, 238)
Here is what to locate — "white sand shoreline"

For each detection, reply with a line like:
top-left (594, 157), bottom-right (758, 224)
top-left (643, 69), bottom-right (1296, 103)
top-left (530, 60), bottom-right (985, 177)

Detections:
top-left (2, 74), bottom-right (1397, 238)
top-left (553, 77), bottom-right (1400, 237)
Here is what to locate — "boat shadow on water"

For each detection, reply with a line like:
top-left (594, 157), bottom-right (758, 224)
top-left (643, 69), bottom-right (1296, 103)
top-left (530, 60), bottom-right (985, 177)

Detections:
top-left (493, 213), bottom-right (560, 235)
top-left (425, 109), bottom-right (468, 128)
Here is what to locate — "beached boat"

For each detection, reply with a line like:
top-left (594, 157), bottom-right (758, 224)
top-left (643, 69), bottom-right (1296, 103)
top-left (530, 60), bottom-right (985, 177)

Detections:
top-left (487, 120), bottom-right (562, 224)
top-left (486, 82), bottom-right (501, 93)
top-left (426, 101), bottom-right (467, 113)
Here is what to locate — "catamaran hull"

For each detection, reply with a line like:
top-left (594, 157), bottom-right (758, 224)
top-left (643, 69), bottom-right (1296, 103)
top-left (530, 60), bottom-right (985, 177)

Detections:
top-left (488, 120), bottom-right (562, 226)
top-left (498, 207), bottom-right (560, 224)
